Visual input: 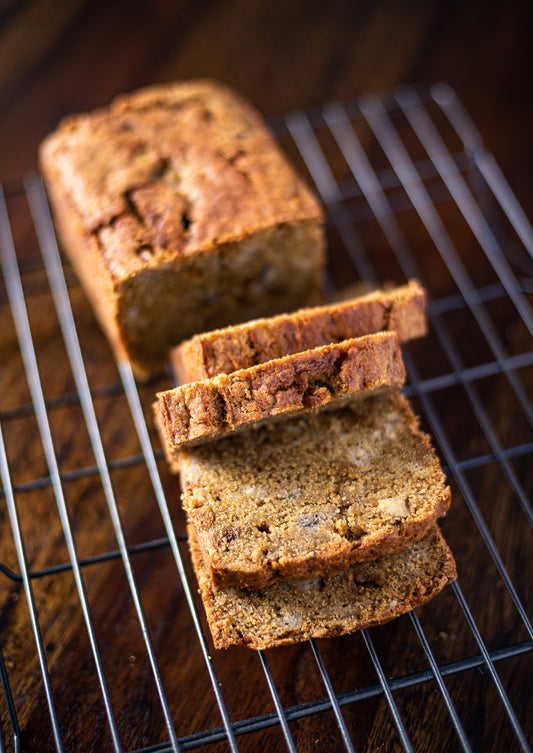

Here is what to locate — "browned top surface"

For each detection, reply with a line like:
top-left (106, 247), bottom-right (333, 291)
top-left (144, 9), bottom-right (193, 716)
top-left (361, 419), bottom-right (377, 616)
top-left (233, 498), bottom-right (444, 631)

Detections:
top-left (39, 79), bottom-right (322, 280)
top-left (172, 280), bottom-right (427, 382)
top-left (157, 332), bottom-right (405, 448)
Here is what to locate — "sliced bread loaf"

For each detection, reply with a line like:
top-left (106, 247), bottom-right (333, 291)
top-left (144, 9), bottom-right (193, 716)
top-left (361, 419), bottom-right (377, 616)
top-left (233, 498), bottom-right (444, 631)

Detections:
top-left (40, 80), bottom-right (325, 379)
top-left (156, 331), bottom-right (405, 456)
top-left (188, 523), bottom-right (456, 650)
top-left (179, 391), bottom-right (450, 589)
top-left (172, 279), bottom-right (426, 383)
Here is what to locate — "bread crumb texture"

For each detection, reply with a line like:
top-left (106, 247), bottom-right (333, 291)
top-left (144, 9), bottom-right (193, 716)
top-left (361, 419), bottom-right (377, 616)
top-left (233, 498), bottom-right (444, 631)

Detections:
top-left (188, 523), bottom-right (456, 649)
top-left (180, 392), bottom-right (450, 589)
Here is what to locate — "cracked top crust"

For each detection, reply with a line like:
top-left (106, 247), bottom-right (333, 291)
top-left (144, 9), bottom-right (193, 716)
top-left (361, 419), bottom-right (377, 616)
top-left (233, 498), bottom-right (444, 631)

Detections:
top-left (156, 331), bottom-right (406, 452)
top-left (172, 280), bottom-right (427, 382)
top-left (39, 79), bottom-right (323, 281)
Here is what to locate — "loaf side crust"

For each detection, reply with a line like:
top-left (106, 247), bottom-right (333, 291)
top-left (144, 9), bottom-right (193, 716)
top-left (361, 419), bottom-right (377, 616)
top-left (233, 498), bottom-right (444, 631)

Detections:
top-left (173, 280), bottom-right (427, 383)
top-left (188, 523), bottom-right (457, 650)
top-left (39, 80), bottom-right (325, 377)
top-left (179, 391), bottom-right (451, 589)
top-left (156, 331), bottom-right (405, 453)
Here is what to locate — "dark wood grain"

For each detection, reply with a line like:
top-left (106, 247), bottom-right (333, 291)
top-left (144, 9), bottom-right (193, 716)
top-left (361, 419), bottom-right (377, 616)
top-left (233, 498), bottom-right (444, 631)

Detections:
top-left (0, 0), bottom-right (532, 210)
top-left (0, 1), bottom-right (532, 751)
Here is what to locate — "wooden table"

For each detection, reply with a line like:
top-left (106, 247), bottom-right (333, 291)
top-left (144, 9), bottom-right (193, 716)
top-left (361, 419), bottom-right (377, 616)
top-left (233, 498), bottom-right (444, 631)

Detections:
top-left (0, 2), bottom-right (532, 751)
top-left (1, 0), bottom-right (532, 212)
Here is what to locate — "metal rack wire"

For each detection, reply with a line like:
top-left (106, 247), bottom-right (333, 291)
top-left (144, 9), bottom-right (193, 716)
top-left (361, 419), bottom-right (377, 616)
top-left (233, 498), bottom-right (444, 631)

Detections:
top-left (0, 83), bottom-right (532, 752)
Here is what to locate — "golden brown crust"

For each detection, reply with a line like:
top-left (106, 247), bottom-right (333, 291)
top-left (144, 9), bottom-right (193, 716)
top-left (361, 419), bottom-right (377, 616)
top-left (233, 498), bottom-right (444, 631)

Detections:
top-left (155, 331), bottom-right (405, 453)
top-left (39, 79), bottom-right (325, 378)
top-left (173, 280), bottom-right (427, 383)
top-left (178, 392), bottom-right (451, 589)
top-left (40, 80), bottom-right (322, 271)
top-left (188, 523), bottom-right (457, 650)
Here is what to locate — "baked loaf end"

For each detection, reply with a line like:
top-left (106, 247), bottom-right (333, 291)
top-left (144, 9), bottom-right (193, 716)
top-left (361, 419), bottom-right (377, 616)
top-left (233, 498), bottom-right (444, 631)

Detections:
top-left (188, 523), bottom-right (457, 650)
top-left (156, 331), bottom-right (405, 456)
top-left (39, 79), bottom-right (325, 379)
top-left (179, 391), bottom-right (451, 589)
top-left (172, 279), bottom-right (427, 383)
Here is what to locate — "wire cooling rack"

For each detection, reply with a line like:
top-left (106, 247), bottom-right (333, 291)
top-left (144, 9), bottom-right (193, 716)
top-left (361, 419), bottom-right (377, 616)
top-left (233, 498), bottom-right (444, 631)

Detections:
top-left (0, 83), bottom-right (532, 752)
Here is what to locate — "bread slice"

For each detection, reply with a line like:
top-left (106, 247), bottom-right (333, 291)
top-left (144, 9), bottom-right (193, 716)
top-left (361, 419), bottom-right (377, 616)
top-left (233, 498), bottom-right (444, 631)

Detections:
top-left (156, 331), bottom-right (405, 456)
top-left (188, 523), bottom-right (456, 650)
top-left (172, 279), bottom-right (426, 383)
top-left (179, 392), bottom-right (450, 589)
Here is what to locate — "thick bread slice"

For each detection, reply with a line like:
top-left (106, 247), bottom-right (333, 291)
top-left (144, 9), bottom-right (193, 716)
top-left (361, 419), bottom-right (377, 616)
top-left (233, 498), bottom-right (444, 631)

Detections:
top-left (179, 392), bottom-right (451, 589)
top-left (188, 523), bottom-right (457, 650)
top-left (172, 280), bottom-right (426, 383)
top-left (156, 331), bottom-right (405, 456)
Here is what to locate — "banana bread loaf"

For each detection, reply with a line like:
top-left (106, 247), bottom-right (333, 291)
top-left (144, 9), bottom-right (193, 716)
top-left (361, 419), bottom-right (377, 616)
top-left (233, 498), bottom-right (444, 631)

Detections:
top-left (172, 280), bottom-right (426, 383)
top-left (179, 391), bottom-right (450, 589)
top-left (156, 331), bottom-right (405, 455)
top-left (188, 523), bottom-right (456, 649)
top-left (39, 80), bottom-right (325, 379)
